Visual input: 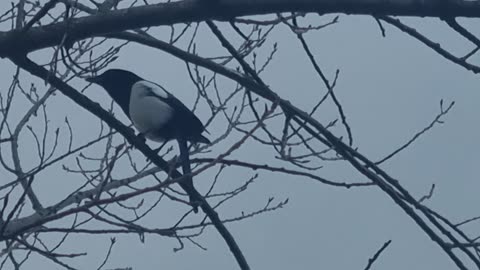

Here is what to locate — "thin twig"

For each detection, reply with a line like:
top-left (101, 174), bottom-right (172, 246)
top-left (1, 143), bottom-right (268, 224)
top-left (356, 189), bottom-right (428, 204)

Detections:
top-left (364, 240), bottom-right (392, 270)
top-left (22, 0), bottom-right (60, 32)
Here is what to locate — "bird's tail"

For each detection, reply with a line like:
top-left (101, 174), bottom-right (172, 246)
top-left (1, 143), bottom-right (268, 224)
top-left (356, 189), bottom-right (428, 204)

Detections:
top-left (178, 139), bottom-right (199, 213)
top-left (197, 134), bottom-right (211, 144)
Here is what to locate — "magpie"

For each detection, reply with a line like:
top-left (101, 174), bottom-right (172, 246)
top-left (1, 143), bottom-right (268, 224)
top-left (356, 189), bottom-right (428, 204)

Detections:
top-left (86, 69), bottom-right (209, 212)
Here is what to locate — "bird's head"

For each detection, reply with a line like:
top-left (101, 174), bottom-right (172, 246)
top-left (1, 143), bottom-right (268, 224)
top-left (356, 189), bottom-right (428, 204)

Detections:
top-left (86, 69), bottom-right (142, 91)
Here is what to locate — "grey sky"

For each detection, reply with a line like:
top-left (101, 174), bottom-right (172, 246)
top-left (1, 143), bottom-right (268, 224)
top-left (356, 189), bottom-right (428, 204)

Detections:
top-left (1, 2), bottom-right (479, 270)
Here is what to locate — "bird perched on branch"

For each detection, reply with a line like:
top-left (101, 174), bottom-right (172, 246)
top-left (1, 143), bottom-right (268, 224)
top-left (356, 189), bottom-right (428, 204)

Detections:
top-left (86, 69), bottom-right (210, 212)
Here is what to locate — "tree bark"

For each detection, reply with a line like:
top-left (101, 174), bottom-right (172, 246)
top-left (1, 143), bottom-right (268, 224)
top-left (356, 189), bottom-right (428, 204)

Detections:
top-left (0, 0), bottom-right (478, 57)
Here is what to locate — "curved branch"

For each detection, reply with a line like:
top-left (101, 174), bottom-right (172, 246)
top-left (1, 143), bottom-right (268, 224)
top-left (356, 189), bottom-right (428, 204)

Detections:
top-left (191, 157), bottom-right (372, 188)
top-left (9, 55), bottom-right (250, 270)
top-left (1, 0), bottom-right (479, 57)
top-left (128, 23), bottom-right (474, 268)
top-left (379, 16), bottom-right (480, 73)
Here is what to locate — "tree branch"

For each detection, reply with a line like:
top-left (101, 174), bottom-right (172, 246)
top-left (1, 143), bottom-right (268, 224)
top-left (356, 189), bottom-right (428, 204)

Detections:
top-left (379, 16), bottom-right (480, 73)
top-left (364, 240), bottom-right (392, 270)
top-left (8, 55), bottom-right (250, 270)
top-left (0, 0), bottom-right (479, 57)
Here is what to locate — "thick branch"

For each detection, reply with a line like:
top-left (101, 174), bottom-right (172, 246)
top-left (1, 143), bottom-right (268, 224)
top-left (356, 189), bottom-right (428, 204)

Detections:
top-left (8, 55), bottom-right (250, 270)
top-left (0, 0), bottom-right (479, 57)
top-left (156, 22), bottom-right (474, 268)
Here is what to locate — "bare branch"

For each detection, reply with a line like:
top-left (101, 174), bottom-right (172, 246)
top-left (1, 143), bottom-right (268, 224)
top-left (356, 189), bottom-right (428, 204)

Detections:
top-left (379, 16), bottom-right (480, 74)
top-left (364, 240), bottom-right (392, 270)
top-left (1, 0), bottom-right (480, 57)
top-left (9, 55), bottom-right (251, 270)
top-left (22, 0), bottom-right (60, 32)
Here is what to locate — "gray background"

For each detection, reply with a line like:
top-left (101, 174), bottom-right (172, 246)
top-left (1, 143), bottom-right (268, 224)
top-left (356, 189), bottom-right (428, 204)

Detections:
top-left (0, 2), bottom-right (479, 270)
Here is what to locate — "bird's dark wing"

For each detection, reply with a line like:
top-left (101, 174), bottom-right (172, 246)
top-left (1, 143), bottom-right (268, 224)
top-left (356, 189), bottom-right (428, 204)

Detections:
top-left (140, 80), bottom-right (169, 99)
top-left (165, 95), bottom-right (206, 137)
top-left (145, 82), bottom-right (207, 142)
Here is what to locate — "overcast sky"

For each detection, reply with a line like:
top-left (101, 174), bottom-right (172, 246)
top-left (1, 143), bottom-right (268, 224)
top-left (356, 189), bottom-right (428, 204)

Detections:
top-left (1, 2), bottom-right (480, 270)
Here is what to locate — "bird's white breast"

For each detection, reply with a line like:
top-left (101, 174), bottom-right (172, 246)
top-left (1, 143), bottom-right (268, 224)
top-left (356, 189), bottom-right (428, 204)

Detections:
top-left (129, 81), bottom-right (173, 141)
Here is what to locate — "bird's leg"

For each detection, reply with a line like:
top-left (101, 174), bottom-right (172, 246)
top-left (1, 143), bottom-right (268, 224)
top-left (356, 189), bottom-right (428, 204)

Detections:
top-left (153, 140), bottom-right (168, 154)
top-left (136, 132), bottom-right (147, 143)
top-left (145, 141), bottom-right (169, 163)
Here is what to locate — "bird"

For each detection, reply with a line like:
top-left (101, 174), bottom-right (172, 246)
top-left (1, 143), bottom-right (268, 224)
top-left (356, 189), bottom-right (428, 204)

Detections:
top-left (86, 69), bottom-right (210, 212)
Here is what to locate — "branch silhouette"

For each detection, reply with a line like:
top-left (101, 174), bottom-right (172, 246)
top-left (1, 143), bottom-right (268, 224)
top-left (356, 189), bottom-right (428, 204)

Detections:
top-left (9, 55), bottom-right (250, 270)
top-left (0, 0), bottom-right (479, 57)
